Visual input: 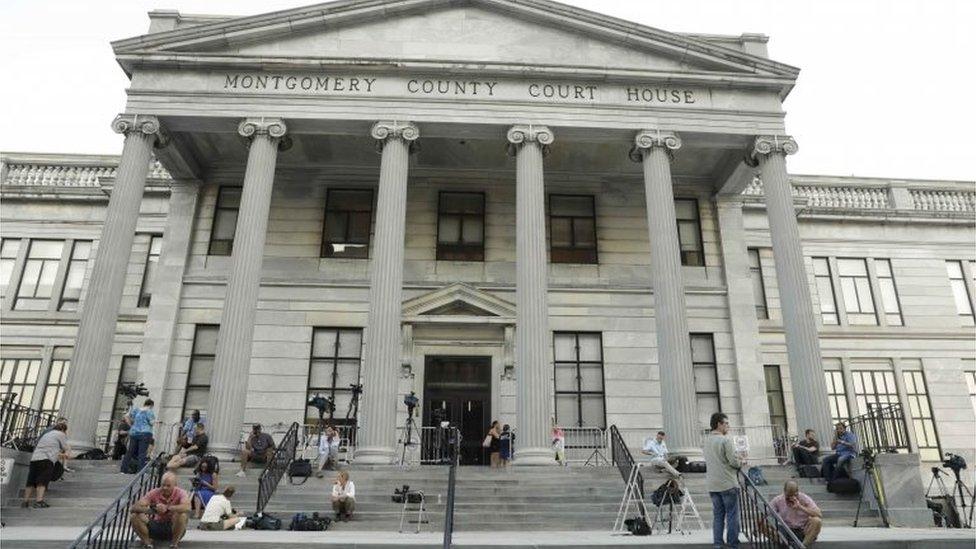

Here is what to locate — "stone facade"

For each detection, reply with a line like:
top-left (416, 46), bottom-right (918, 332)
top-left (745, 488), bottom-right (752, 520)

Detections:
top-left (0, 0), bottom-right (973, 464)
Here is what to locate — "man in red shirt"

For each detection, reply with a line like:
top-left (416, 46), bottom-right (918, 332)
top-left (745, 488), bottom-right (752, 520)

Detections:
top-left (769, 480), bottom-right (823, 547)
top-left (130, 471), bottom-right (190, 548)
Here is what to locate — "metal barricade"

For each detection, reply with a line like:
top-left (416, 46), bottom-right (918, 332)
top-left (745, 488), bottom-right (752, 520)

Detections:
top-left (396, 425), bottom-right (459, 465)
top-left (0, 392), bottom-right (58, 451)
top-left (302, 423), bottom-right (358, 463)
top-left (562, 426), bottom-right (609, 465)
top-left (849, 403), bottom-right (909, 454)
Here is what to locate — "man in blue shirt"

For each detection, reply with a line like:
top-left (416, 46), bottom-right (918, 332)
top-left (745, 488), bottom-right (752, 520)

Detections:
top-left (121, 399), bottom-right (156, 474)
top-left (821, 422), bottom-right (857, 481)
top-left (641, 430), bottom-right (681, 479)
top-left (177, 410), bottom-right (204, 452)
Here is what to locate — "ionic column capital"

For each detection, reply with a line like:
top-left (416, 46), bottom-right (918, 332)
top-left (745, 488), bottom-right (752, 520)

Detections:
top-left (629, 129), bottom-right (681, 162)
top-left (751, 135), bottom-right (799, 160)
top-left (238, 117), bottom-right (292, 150)
top-left (370, 120), bottom-right (420, 153)
top-left (111, 114), bottom-right (169, 148)
top-left (506, 124), bottom-right (554, 156)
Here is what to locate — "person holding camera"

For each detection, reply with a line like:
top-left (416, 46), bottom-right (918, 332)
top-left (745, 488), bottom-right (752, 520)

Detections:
top-left (769, 480), bottom-right (822, 546)
top-left (189, 458), bottom-right (219, 519)
top-left (130, 471), bottom-right (190, 548)
top-left (121, 399), bottom-right (156, 474)
top-left (316, 424), bottom-right (341, 476)
top-left (198, 486), bottom-right (244, 531)
top-left (484, 421), bottom-right (501, 468)
top-left (331, 470), bottom-right (356, 521)
top-left (237, 423), bottom-right (275, 477)
top-left (166, 422), bottom-right (208, 470)
top-left (822, 422), bottom-right (857, 481)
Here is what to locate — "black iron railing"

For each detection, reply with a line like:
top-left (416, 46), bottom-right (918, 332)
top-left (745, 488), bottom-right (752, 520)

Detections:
top-left (256, 421), bottom-right (300, 513)
top-left (0, 392), bottom-right (58, 452)
top-left (69, 455), bottom-right (165, 548)
top-left (848, 403), bottom-right (908, 454)
top-left (442, 428), bottom-right (461, 549)
top-left (737, 469), bottom-right (805, 548)
top-left (608, 425), bottom-right (644, 500)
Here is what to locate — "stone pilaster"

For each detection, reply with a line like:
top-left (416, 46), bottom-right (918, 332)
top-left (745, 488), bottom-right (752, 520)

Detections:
top-left (752, 135), bottom-right (832, 439)
top-left (355, 121), bottom-right (419, 464)
top-left (61, 114), bottom-right (166, 450)
top-left (207, 118), bottom-right (288, 458)
top-left (508, 124), bottom-right (554, 465)
top-left (632, 130), bottom-right (700, 456)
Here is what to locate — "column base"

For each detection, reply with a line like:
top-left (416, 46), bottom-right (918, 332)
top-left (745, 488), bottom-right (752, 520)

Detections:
top-left (514, 446), bottom-right (558, 465)
top-left (670, 446), bottom-right (704, 460)
top-left (207, 442), bottom-right (245, 462)
top-left (355, 445), bottom-right (396, 465)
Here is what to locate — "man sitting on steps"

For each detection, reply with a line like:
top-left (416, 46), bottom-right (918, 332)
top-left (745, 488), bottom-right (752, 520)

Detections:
top-left (237, 423), bottom-right (275, 477)
top-left (822, 422), bottom-right (857, 482)
top-left (131, 471), bottom-right (190, 549)
top-left (769, 480), bottom-right (823, 547)
top-left (640, 430), bottom-right (682, 480)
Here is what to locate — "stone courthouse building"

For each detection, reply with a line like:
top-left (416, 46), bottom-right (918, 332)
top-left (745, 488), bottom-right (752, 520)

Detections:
top-left (1, 0), bottom-right (974, 466)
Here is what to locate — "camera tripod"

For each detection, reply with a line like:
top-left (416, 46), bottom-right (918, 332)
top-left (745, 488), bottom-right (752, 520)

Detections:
top-left (396, 406), bottom-right (420, 469)
top-left (345, 384), bottom-right (362, 422)
top-left (926, 467), bottom-right (975, 528)
top-left (853, 452), bottom-right (890, 528)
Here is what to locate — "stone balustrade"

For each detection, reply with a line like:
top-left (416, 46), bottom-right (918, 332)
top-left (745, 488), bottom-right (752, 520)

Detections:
top-left (1, 158), bottom-right (169, 188)
top-left (911, 188), bottom-right (976, 213)
top-left (745, 177), bottom-right (975, 215)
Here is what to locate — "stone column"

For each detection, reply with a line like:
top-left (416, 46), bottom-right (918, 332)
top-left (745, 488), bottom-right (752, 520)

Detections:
top-left (753, 135), bottom-right (832, 439)
top-left (508, 124), bottom-right (555, 465)
top-left (355, 121), bottom-right (419, 464)
top-left (631, 130), bottom-right (700, 455)
top-left (207, 118), bottom-right (289, 458)
top-left (61, 114), bottom-right (166, 450)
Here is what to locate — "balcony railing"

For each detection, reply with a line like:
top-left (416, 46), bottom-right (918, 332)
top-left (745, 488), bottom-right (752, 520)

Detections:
top-left (848, 402), bottom-right (909, 454)
top-left (0, 392), bottom-right (58, 452)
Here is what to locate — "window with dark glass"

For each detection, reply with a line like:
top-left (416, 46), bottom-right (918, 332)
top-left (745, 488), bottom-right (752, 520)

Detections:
top-left (764, 365), bottom-right (787, 434)
top-left (675, 198), bottom-right (704, 266)
top-left (553, 332), bottom-right (606, 428)
top-left (902, 370), bottom-right (941, 462)
top-left (0, 358), bottom-right (41, 407)
top-left (813, 257), bottom-right (839, 325)
top-left (837, 258), bottom-right (877, 325)
top-left (107, 355), bottom-right (139, 450)
top-left (321, 189), bottom-right (373, 259)
top-left (549, 195), bottom-right (597, 264)
top-left (138, 235), bottom-right (163, 308)
top-left (15, 240), bottom-right (64, 310)
top-left (437, 192), bottom-right (485, 261)
top-left (874, 259), bottom-right (903, 326)
top-left (58, 240), bottom-right (92, 312)
top-left (824, 370), bottom-right (850, 423)
top-left (40, 350), bottom-right (71, 415)
top-left (749, 248), bottom-right (769, 319)
top-left (208, 187), bottom-right (242, 256)
top-left (184, 325), bottom-right (218, 417)
top-left (691, 333), bottom-right (719, 428)
top-left (0, 238), bottom-right (21, 298)
top-left (307, 328), bottom-right (363, 426)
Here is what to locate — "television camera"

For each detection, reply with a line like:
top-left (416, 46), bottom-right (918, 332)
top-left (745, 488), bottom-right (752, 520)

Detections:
top-left (403, 391), bottom-right (419, 417)
top-left (117, 381), bottom-right (150, 401)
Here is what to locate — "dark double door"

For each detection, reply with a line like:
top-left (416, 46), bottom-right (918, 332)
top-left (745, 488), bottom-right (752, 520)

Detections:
top-left (423, 356), bottom-right (491, 465)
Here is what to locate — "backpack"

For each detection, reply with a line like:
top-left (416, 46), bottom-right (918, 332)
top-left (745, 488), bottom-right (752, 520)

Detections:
top-left (797, 464), bottom-right (821, 478)
top-left (75, 448), bottom-right (108, 460)
top-left (289, 512), bottom-right (331, 531)
top-left (650, 480), bottom-right (684, 507)
top-left (624, 516), bottom-right (651, 536)
top-left (747, 466), bottom-right (768, 486)
top-left (245, 512), bottom-right (282, 530)
top-left (681, 461), bottom-right (706, 473)
top-left (288, 458), bottom-right (312, 485)
top-left (827, 477), bottom-right (861, 495)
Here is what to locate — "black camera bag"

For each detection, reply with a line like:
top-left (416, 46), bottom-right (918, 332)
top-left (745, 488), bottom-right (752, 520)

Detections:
top-left (624, 517), bottom-right (651, 536)
top-left (288, 458), bottom-right (313, 485)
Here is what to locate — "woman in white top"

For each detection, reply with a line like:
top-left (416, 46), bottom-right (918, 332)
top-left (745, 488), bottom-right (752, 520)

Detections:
top-left (331, 471), bottom-right (356, 521)
top-left (198, 487), bottom-right (242, 531)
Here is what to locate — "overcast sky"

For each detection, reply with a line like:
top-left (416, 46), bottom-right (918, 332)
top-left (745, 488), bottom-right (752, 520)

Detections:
top-left (1, 0), bottom-right (973, 181)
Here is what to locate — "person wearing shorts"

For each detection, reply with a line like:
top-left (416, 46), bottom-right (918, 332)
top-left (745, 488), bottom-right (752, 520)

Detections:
top-left (166, 423), bottom-right (208, 470)
top-left (237, 424), bottom-right (275, 477)
top-left (23, 422), bottom-right (70, 508)
top-left (131, 472), bottom-right (190, 548)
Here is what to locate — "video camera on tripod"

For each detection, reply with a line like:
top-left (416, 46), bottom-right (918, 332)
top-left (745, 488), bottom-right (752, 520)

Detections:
top-left (307, 394), bottom-right (336, 416)
top-left (943, 453), bottom-right (967, 475)
top-left (403, 391), bottom-right (419, 417)
top-left (117, 381), bottom-right (150, 401)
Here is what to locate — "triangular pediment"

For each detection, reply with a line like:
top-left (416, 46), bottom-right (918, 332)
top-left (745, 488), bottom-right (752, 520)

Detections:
top-left (113, 0), bottom-right (798, 79)
top-left (402, 283), bottom-right (516, 320)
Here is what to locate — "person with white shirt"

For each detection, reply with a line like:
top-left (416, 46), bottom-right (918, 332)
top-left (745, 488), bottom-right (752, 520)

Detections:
top-left (331, 471), bottom-right (356, 521)
top-left (198, 486), bottom-right (243, 531)
top-left (641, 431), bottom-right (682, 479)
top-left (316, 424), bottom-right (341, 477)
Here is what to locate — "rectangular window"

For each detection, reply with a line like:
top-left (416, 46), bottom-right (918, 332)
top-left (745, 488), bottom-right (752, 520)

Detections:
top-left (748, 248), bottom-right (769, 319)
top-left (837, 258), bottom-right (877, 325)
top-left (553, 332), bottom-right (606, 428)
top-left (437, 192), bottom-right (485, 261)
top-left (40, 352), bottom-right (70, 415)
top-left (675, 198), bottom-right (704, 266)
top-left (321, 189), bottom-right (373, 259)
top-left (824, 370), bottom-right (850, 424)
top-left (813, 257), bottom-right (839, 325)
top-left (307, 328), bottom-right (363, 426)
top-left (691, 333), bottom-right (719, 429)
top-left (764, 365), bottom-right (788, 434)
top-left (902, 370), bottom-right (941, 462)
top-left (964, 370), bottom-right (976, 415)
top-left (946, 261), bottom-right (974, 326)
top-left (58, 240), bottom-right (92, 311)
top-left (0, 358), bottom-right (42, 407)
top-left (549, 195), bottom-right (598, 264)
top-left (138, 235), bottom-right (163, 308)
top-left (184, 325), bottom-right (218, 417)
top-left (15, 240), bottom-right (64, 310)
top-left (106, 355), bottom-right (140, 448)
top-left (874, 259), bottom-right (903, 326)
top-left (0, 239), bottom-right (21, 298)
top-left (208, 187), bottom-right (242, 256)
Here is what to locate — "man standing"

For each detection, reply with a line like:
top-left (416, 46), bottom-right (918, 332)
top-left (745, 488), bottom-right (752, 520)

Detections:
top-left (237, 423), bottom-right (275, 477)
top-left (130, 471), bottom-right (190, 548)
top-left (769, 480), bottom-right (823, 546)
top-left (166, 422), bottom-right (209, 470)
top-left (822, 422), bottom-right (857, 481)
top-left (121, 399), bottom-right (156, 474)
top-left (792, 429), bottom-right (820, 466)
top-left (641, 431), bottom-right (682, 479)
top-left (22, 421), bottom-right (70, 508)
top-left (704, 412), bottom-right (744, 548)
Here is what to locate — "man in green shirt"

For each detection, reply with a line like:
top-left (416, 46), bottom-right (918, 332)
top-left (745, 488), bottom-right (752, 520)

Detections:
top-left (704, 412), bottom-right (744, 548)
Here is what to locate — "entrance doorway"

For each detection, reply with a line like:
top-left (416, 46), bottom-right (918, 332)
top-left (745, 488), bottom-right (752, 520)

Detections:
top-left (423, 356), bottom-right (491, 465)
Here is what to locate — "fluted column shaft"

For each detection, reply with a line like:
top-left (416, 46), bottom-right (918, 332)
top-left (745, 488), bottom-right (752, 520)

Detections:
top-left (633, 130), bottom-right (699, 455)
top-left (356, 121), bottom-right (418, 464)
top-left (207, 118), bottom-right (288, 457)
top-left (509, 125), bottom-right (554, 465)
top-left (62, 115), bottom-right (164, 450)
top-left (754, 136), bottom-right (832, 439)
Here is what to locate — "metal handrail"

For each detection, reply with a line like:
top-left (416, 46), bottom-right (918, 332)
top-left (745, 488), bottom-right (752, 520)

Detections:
top-left (848, 403), bottom-right (908, 454)
top-left (737, 469), bottom-right (805, 548)
top-left (442, 429), bottom-right (461, 549)
top-left (69, 455), bottom-right (166, 548)
top-left (608, 425), bottom-right (645, 501)
top-left (0, 392), bottom-right (58, 451)
top-left (256, 421), bottom-right (300, 513)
